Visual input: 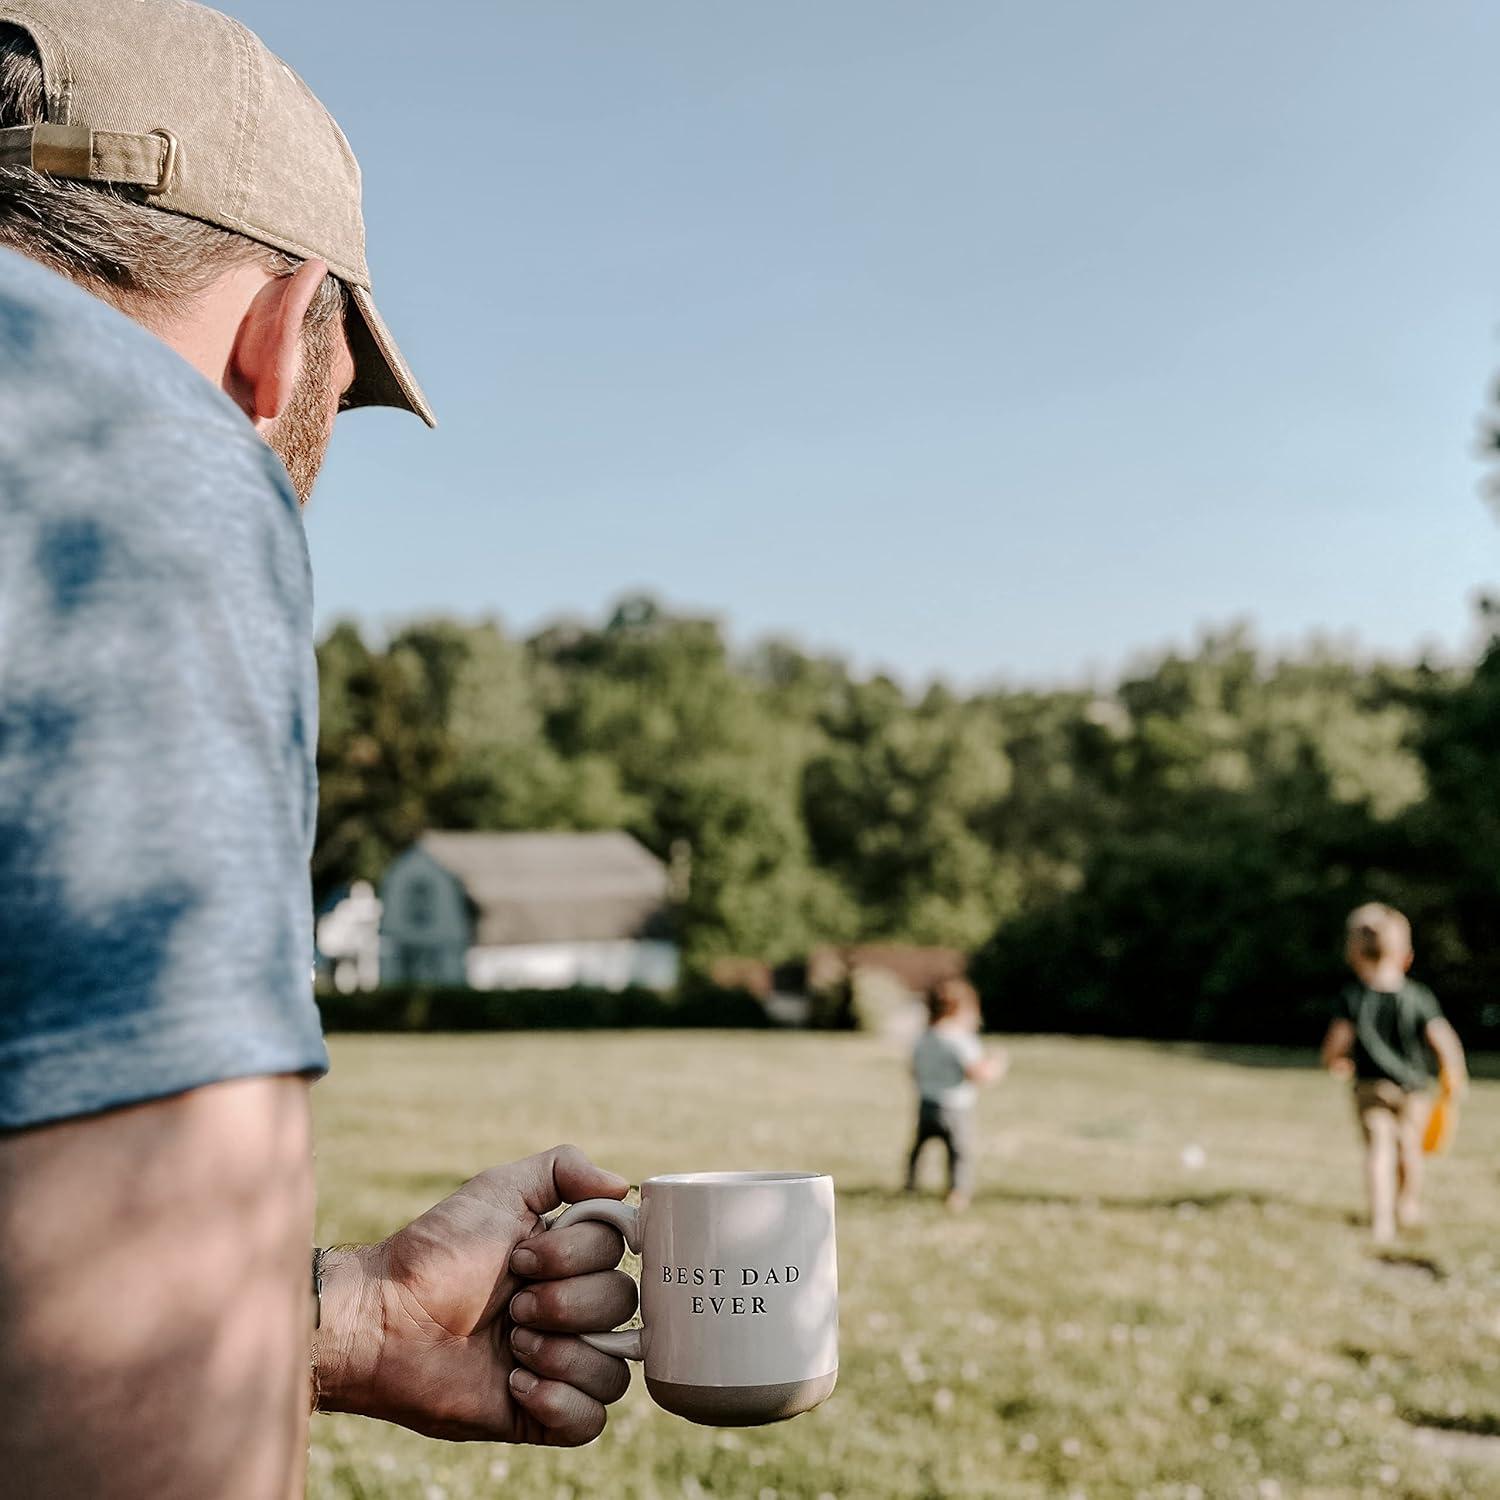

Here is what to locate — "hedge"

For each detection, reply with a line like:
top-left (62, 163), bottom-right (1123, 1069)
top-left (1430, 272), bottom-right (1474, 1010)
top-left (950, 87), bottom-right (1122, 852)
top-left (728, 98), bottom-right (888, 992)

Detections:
top-left (316, 982), bottom-right (771, 1033)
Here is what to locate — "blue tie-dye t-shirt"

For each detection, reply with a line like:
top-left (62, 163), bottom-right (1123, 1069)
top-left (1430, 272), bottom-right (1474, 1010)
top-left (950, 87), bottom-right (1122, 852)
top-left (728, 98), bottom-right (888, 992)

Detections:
top-left (0, 247), bottom-right (328, 1128)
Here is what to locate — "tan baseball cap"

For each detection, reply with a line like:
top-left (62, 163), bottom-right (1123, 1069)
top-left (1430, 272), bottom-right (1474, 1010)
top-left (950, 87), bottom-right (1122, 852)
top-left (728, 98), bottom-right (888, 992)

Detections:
top-left (0, 0), bottom-right (433, 426)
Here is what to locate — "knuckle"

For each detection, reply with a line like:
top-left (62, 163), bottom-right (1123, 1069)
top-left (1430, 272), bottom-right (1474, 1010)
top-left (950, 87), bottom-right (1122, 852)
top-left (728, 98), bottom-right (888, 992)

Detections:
top-left (557, 1345), bottom-right (596, 1384)
top-left (534, 1243), bottom-right (569, 1277)
top-left (525, 1334), bottom-right (568, 1375)
top-left (552, 1275), bottom-right (590, 1311)
top-left (526, 1234), bottom-right (567, 1273)
top-left (525, 1283), bottom-right (564, 1322)
top-left (554, 1336), bottom-right (596, 1380)
top-left (576, 1223), bottom-right (625, 1267)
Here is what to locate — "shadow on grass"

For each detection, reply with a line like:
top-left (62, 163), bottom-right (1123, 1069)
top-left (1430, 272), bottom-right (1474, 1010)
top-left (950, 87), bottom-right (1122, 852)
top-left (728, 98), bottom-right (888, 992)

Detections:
top-left (1403, 1410), bottom-right (1500, 1439)
top-left (839, 1182), bottom-right (1356, 1221)
top-left (1370, 1248), bottom-right (1448, 1280)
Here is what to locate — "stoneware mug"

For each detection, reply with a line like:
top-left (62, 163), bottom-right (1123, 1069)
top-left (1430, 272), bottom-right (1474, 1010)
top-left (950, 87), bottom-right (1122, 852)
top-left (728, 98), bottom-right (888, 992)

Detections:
top-left (550, 1170), bottom-right (839, 1426)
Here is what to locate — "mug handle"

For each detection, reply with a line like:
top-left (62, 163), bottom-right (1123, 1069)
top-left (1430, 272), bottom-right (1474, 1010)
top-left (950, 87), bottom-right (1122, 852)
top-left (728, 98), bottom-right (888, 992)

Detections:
top-left (546, 1197), bottom-right (645, 1360)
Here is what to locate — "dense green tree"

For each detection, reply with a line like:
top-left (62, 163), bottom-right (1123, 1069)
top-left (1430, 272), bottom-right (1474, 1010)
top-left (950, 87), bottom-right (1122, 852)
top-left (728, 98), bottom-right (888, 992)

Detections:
top-left (804, 685), bottom-right (1018, 948)
top-left (313, 621), bottom-right (459, 898)
top-left (311, 598), bottom-right (1500, 1043)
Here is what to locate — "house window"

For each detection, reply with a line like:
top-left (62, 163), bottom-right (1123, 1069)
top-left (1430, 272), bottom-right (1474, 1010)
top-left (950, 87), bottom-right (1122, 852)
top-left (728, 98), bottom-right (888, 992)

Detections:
top-left (407, 877), bottom-right (435, 929)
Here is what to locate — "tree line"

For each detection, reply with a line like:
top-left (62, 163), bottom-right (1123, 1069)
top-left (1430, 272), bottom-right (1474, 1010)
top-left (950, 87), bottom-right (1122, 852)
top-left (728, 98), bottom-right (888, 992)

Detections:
top-left (314, 596), bottom-right (1500, 1046)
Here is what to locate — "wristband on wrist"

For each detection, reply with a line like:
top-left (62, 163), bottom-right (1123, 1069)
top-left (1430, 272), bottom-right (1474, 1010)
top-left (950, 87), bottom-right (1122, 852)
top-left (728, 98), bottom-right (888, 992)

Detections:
top-left (312, 1246), bottom-right (327, 1330)
top-left (310, 1247), bottom-right (327, 1413)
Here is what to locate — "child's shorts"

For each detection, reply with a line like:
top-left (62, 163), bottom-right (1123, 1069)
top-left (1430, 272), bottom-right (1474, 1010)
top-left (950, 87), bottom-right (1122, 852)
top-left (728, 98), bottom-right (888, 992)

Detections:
top-left (1353, 1079), bottom-right (1431, 1145)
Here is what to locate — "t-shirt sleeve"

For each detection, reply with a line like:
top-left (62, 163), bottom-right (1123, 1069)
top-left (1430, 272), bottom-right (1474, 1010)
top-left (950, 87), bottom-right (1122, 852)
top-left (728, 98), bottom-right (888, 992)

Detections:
top-left (953, 1033), bottom-right (984, 1068)
top-left (1410, 984), bottom-right (1443, 1027)
top-left (0, 418), bottom-right (328, 1129)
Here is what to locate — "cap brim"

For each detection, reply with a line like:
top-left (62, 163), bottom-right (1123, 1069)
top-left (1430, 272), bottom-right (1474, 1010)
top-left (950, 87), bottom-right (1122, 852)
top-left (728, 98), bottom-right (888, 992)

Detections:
top-left (343, 283), bottom-right (436, 428)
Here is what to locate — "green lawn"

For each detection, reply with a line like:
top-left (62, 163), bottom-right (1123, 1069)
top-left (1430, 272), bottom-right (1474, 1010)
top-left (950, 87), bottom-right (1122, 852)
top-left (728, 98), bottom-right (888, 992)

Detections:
top-left (309, 1033), bottom-right (1500, 1499)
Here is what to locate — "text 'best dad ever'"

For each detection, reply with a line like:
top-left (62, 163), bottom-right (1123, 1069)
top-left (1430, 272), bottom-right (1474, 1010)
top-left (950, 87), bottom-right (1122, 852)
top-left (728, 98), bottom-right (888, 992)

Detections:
top-left (662, 1263), bottom-right (802, 1317)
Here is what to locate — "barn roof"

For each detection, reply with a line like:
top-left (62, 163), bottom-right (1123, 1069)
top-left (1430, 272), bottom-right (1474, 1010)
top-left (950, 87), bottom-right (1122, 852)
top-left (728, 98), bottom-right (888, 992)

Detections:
top-left (417, 831), bottom-right (671, 946)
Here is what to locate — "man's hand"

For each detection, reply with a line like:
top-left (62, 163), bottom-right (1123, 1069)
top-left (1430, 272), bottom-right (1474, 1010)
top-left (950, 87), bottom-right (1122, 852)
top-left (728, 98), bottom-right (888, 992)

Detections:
top-left (314, 1145), bottom-right (636, 1446)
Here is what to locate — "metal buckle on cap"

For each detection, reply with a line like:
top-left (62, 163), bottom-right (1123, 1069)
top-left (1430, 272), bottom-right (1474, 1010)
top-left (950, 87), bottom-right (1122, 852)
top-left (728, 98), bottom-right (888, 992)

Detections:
top-left (26, 123), bottom-right (179, 194)
top-left (29, 123), bottom-right (92, 181)
top-left (146, 129), bottom-right (179, 195)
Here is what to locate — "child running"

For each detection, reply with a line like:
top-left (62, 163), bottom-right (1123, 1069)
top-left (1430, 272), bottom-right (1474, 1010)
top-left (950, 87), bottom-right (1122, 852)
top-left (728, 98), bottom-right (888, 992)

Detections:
top-left (904, 978), bottom-right (1006, 1211)
top-left (1320, 903), bottom-right (1468, 1245)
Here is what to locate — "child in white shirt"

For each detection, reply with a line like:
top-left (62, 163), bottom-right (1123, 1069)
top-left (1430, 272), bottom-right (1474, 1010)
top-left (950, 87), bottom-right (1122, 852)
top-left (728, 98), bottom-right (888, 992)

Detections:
top-left (904, 978), bottom-right (1005, 1211)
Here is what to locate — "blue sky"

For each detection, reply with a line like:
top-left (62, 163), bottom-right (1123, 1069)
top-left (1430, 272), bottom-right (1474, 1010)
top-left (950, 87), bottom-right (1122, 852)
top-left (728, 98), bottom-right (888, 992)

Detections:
top-left (234, 0), bottom-right (1500, 684)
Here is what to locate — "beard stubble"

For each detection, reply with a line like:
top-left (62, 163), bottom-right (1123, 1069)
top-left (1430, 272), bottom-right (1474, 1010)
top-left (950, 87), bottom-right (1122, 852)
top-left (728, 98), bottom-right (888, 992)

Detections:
top-left (268, 313), bottom-right (340, 506)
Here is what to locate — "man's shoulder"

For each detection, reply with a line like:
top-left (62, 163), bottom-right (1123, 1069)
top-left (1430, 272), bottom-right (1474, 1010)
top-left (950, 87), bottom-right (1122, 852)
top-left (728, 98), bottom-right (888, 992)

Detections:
top-left (0, 247), bottom-right (270, 460)
top-left (0, 247), bottom-right (300, 541)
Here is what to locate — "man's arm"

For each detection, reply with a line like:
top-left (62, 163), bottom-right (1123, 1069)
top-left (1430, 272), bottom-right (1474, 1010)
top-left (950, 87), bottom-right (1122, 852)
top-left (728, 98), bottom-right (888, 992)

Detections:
top-left (0, 1076), bottom-right (315, 1500)
top-left (1321, 1018), bottom-right (1355, 1077)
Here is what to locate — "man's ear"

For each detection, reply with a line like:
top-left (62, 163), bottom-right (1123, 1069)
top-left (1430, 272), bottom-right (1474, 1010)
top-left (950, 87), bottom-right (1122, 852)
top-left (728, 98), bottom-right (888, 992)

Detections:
top-left (1404, 950), bottom-right (1415, 973)
top-left (228, 259), bottom-right (330, 427)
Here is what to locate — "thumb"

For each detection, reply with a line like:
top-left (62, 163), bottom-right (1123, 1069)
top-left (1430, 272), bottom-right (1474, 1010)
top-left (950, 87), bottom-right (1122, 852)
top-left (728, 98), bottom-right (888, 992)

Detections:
top-left (518, 1144), bottom-right (629, 1216)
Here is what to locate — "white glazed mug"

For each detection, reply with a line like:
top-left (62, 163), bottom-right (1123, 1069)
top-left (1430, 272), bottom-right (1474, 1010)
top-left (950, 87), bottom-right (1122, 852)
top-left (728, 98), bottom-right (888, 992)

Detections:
top-left (550, 1170), bottom-right (839, 1426)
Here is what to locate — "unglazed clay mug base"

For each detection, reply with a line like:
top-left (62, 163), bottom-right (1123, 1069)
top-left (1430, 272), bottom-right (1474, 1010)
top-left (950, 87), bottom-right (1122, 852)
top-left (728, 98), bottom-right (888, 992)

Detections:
top-left (550, 1171), bottom-right (839, 1427)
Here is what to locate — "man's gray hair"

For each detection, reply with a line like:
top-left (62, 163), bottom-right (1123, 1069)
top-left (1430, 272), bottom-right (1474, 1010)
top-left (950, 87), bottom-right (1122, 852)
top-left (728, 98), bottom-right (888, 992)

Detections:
top-left (0, 22), bottom-right (343, 331)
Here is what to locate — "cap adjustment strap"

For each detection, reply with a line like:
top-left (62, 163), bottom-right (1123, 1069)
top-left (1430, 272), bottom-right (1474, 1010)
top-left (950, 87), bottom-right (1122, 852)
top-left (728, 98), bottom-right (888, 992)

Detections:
top-left (0, 124), bottom-right (178, 194)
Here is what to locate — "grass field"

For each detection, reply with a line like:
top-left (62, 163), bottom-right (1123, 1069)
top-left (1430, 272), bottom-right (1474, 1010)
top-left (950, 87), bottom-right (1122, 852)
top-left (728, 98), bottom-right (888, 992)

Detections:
top-left (308, 1033), bottom-right (1500, 1500)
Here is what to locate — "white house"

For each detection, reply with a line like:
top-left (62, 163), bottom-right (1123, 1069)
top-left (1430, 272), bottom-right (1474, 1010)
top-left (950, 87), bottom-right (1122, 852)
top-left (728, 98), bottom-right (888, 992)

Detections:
top-left (379, 831), bottom-right (679, 992)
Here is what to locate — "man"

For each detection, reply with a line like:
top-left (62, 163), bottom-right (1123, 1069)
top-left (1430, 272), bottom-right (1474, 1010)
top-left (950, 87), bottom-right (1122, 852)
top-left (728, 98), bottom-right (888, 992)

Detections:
top-left (0, 3), bottom-right (634, 1494)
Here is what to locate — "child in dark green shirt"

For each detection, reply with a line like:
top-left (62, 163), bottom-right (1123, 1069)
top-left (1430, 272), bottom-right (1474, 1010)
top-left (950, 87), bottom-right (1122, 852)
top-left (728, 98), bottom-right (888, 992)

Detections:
top-left (1320, 903), bottom-right (1467, 1245)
